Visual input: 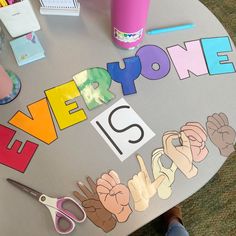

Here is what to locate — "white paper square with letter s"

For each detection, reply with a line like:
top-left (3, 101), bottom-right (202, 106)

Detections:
top-left (91, 98), bottom-right (155, 161)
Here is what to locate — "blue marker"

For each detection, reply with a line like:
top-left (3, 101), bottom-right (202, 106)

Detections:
top-left (147, 23), bottom-right (195, 35)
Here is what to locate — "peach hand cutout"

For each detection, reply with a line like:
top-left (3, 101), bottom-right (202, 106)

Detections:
top-left (163, 131), bottom-right (198, 179)
top-left (96, 170), bottom-right (132, 223)
top-left (128, 155), bottom-right (165, 211)
top-left (206, 113), bottom-right (236, 157)
top-left (73, 177), bottom-right (117, 233)
top-left (181, 122), bottom-right (208, 162)
top-left (152, 148), bottom-right (177, 199)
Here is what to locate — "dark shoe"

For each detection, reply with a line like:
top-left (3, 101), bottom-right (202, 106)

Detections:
top-left (162, 205), bottom-right (183, 230)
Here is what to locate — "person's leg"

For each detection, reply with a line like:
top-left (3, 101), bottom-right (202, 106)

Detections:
top-left (163, 205), bottom-right (189, 236)
top-left (165, 219), bottom-right (189, 236)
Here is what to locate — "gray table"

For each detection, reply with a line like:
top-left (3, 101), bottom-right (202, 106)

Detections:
top-left (0, 0), bottom-right (236, 235)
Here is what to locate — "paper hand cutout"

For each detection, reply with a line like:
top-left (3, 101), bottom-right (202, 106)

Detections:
top-left (163, 131), bottom-right (198, 178)
top-left (96, 170), bottom-right (132, 223)
top-left (73, 177), bottom-right (117, 233)
top-left (181, 122), bottom-right (208, 162)
top-left (206, 113), bottom-right (236, 157)
top-left (152, 148), bottom-right (177, 199)
top-left (128, 154), bottom-right (165, 211)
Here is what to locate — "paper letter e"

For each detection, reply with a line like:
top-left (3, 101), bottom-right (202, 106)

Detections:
top-left (45, 81), bottom-right (87, 130)
top-left (0, 124), bottom-right (38, 173)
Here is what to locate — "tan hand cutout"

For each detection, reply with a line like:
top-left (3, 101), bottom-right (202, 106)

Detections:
top-left (128, 154), bottom-right (165, 211)
top-left (152, 148), bottom-right (177, 199)
top-left (163, 131), bottom-right (198, 178)
top-left (181, 122), bottom-right (208, 162)
top-left (96, 170), bottom-right (132, 223)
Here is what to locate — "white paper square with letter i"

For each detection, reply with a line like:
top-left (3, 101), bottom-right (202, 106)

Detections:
top-left (91, 98), bottom-right (155, 161)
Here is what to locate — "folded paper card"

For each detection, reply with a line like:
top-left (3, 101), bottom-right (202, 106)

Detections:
top-left (0, 0), bottom-right (40, 37)
top-left (10, 32), bottom-right (45, 66)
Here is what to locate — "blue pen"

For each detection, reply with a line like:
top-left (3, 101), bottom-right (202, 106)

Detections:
top-left (147, 23), bottom-right (195, 35)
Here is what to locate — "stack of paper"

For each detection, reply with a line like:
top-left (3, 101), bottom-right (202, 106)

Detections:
top-left (0, 0), bottom-right (40, 37)
top-left (39, 0), bottom-right (80, 16)
top-left (40, 0), bottom-right (79, 8)
top-left (10, 32), bottom-right (45, 66)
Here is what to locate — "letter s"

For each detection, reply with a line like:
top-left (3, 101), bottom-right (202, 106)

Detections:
top-left (108, 105), bottom-right (144, 144)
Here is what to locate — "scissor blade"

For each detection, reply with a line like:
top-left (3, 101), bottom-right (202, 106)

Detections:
top-left (7, 178), bottom-right (42, 201)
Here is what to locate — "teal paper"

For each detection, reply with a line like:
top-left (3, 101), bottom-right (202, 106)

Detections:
top-left (201, 37), bottom-right (235, 75)
top-left (10, 32), bottom-right (45, 66)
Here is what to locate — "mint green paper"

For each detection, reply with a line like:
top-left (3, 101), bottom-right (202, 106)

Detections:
top-left (73, 68), bottom-right (115, 110)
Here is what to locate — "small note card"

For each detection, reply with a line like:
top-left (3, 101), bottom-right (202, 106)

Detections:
top-left (10, 32), bottom-right (45, 66)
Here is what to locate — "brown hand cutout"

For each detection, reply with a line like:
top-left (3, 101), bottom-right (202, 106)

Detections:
top-left (206, 113), bottom-right (236, 157)
top-left (73, 177), bottom-right (117, 232)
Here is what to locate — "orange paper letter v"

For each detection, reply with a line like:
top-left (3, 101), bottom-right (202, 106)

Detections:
top-left (9, 98), bottom-right (58, 144)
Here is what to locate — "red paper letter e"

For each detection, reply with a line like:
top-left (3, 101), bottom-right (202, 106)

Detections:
top-left (0, 124), bottom-right (38, 173)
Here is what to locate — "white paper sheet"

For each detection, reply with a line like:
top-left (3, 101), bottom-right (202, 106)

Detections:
top-left (91, 98), bottom-right (155, 162)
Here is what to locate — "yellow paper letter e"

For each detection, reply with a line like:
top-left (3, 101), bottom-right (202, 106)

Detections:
top-left (45, 81), bottom-right (87, 130)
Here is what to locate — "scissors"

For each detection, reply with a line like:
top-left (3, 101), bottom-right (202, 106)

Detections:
top-left (7, 178), bottom-right (86, 235)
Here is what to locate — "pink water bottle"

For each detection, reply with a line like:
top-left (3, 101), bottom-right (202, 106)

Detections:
top-left (111, 0), bottom-right (150, 50)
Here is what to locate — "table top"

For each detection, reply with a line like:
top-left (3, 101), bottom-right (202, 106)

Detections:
top-left (0, 0), bottom-right (236, 235)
